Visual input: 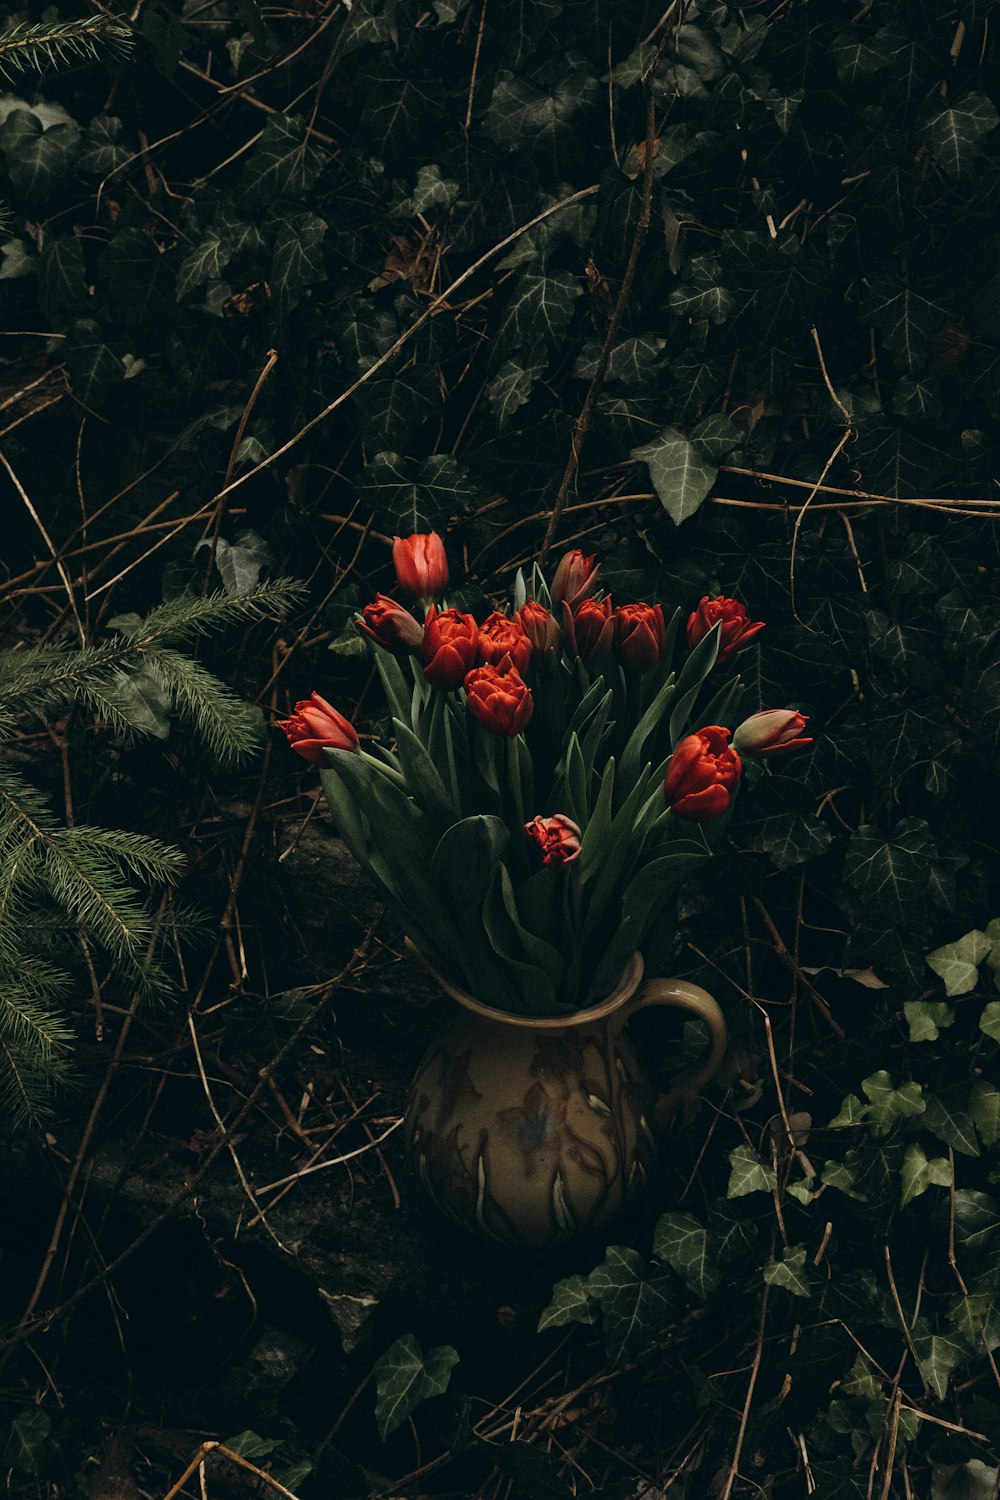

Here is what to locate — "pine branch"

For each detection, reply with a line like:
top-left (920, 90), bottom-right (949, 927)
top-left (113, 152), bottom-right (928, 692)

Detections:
top-left (142, 646), bottom-right (264, 766)
top-left (116, 581), bottom-right (303, 648)
top-left (0, 17), bottom-right (133, 80)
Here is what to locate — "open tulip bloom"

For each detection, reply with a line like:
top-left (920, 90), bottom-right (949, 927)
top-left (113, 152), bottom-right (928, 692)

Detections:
top-left (305, 540), bottom-right (809, 1017)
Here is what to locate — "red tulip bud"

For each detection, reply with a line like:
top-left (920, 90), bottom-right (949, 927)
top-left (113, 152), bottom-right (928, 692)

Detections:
top-left (733, 709), bottom-right (812, 757)
top-left (464, 658), bottom-right (534, 737)
top-left (562, 596), bottom-right (614, 665)
top-left (277, 693), bottom-right (359, 766)
top-left (550, 549), bottom-right (600, 609)
top-left (358, 594), bottom-right (424, 652)
top-left (517, 600), bottom-right (561, 663)
top-left (392, 531), bottom-right (449, 602)
top-left (421, 605), bottom-right (479, 690)
top-left (663, 725), bottom-right (741, 822)
top-left (614, 602), bottom-right (666, 671)
top-left (478, 610), bottom-right (534, 674)
top-left (524, 814), bottom-right (582, 867)
top-left (686, 595), bottom-right (765, 664)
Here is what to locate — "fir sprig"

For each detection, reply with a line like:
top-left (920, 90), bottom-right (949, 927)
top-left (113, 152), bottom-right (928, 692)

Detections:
top-left (0, 583), bottom-right (299, 1125)
top-left (0, 17), bottom-right (133, 81)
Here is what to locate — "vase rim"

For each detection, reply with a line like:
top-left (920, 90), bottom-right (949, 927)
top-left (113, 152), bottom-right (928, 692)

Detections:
top-left (405, 940), bottom-right (645, 1028)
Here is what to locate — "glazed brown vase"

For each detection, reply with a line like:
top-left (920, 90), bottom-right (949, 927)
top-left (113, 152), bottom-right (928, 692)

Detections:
top-left (404, 950), bottom-right (727, 1249)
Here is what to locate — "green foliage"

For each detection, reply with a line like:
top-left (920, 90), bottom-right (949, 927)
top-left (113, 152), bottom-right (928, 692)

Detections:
top-left (0, 584), bottom-right (295, 1123)
top-left (373, 1334), bottom-right (459, 1439)
top-left (6, 0), bottom-right (1000, 1488)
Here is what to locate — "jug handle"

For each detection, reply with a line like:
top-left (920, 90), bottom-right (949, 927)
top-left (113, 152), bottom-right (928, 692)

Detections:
top-left (620, 978), bottom-right (728, 1129)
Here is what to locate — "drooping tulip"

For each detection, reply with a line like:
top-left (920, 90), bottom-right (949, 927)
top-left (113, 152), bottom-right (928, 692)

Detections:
top-left (733, 709), bottom-right (812, 757)
top-left (277, 693), bottom-right (359, 766)
top-left (358, 594), bottom-right (424, 652)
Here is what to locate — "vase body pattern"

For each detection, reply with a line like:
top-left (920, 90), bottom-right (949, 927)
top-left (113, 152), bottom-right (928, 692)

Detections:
top-left (404, 953), bottom-right (727, 1249)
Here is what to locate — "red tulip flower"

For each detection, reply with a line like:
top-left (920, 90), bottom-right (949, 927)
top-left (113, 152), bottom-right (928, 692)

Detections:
top-left (614, 602), bottom-right (665, 671)
top-left (392, 531), bottom-right (449, 602)
top-left (686, 595), bottom-right (765, 664)
top-left (733, 709), bottom-right (812, 757)
top-left (358, 594), bottom-right (424, 652)
top-left (562, 596), bottom-right (614, 665)
top-left (478, 611), bottom-right (534, 674)
top-left (517, 600), bottom-right (561, 663)
top-left (422, 605), bottom-right (479, 690)
top-left (550, 549), bottom-right (600, 609)
top-left (464, 658), bottom-right (534, 737)
top-left (664, 725), bottom-right (742, 822)
top-left (524, 814), bottom-right (582, 867)
top-left (277, 693), bottom-right (359, 766)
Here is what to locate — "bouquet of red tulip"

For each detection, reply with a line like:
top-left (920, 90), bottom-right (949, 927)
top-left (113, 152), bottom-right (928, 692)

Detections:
top-left (278, 535), bottom-right (810, 1016)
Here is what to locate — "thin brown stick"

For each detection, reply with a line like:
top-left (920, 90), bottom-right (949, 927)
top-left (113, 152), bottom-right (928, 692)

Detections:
top-left (538, 61), bottom-right (659, 562)
top-left (0, 925), bottom-right (376, 1356)
top-left (720, 1283), bottom-right (769, 1500)
top-left (0, 448), bottom-right (86, 644)
top-left (203, 186), bottom-right (599, 508)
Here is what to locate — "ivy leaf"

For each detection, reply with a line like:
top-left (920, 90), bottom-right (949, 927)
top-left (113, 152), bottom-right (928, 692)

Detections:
top-left (924, 1092), bottom-right (980, 1157)
top-left (270, 211), bottom-right (327, 320)
top-left (483, 66), bottom-right (599, 177)
top-left (762, 1245), bottom-right (811, 1298)
top-left (353, 368), bottom-right (439, 450)
top-left (850, 418), bottom-right (953, 499)
top-left (918, 92), bottom-right (999, 180)
top-left (78, 114), bottom-right (131, 176)
top-left (64, 319), bottom-right (124, 410)
top-left (927, 930), bottom-right (991, 996)
top-left (737, 776), bottom-right (831, 872)
top-left (537, 1274), bottom-right (596, 1331)
top-left (494, 270), bottom-right (582, 360)
top-left (631, 427), bottom-right (718, 526)
top-left (39, 234), bottom-right (86, 319)
top-left (912, 1327), bottom-right (967, 1401)
top-left (485, 357), bottom-right (546, 430)
top-left (359, 452), bottom-right (478, 533)
top-left (1, 1409), bottom-right (51, 1473)
top-left (969, 1080), bottom-right (1000, 1149)
top-left (904, 1000), bottom-right (955, 1043)
top-left (727, 1144), bottom-right (776, 1198)
top-left (176, 233), bottom-right (229, 301)
top-left (931, 1461), bottom-right (1000, 1500)
top-left (984, 1003), bottom-right (1000, 1043)
top-left (99, 228), bottom-right (176, 337)
top-left (0, 112), bottom-right (80, 204)
top-left (360, 59), bottom-right (444, 156)
top-left (900, 1142), bottom-right (952, 1208)
top-left (951, 1191), bottom-right (1000, 1257)
top-left (844, 818), bottom-right (938, 926)
top-left (240, 114), bottom-right (325, 208)
top-left (373, 1334), bottom-right (459, 1440)
top-left (866, 278), bottom-right (951, 376)
top-left (585, 1245), bottom-right (677, 1364)
top-left (653, 1211), bottom-right (720, 1298)
top-left (861, 1071), bottom-right (925, 1134)
top-left (224, 1432), bottom-right (282, 1458)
